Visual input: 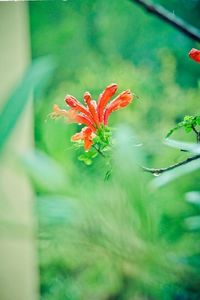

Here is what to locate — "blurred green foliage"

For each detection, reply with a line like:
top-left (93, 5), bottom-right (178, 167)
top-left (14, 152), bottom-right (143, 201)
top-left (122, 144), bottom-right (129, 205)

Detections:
top-left (28, 1), bottom-right (200, 299)
top-left (0, 56), bottom-right (55, 153)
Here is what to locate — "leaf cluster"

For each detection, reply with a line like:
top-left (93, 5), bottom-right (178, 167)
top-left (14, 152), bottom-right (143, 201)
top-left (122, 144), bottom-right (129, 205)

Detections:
top-left (166, 115), bottom-right (200, 138)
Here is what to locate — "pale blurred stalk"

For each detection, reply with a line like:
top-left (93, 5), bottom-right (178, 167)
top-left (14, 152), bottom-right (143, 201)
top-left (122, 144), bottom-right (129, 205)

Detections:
top-left (0, 3), bottom-right (38, 300)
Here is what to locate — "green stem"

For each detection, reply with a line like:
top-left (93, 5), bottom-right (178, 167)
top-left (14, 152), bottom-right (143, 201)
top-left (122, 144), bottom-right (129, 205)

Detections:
top-left (92, 144), bottom-right (105, 158)
top-left (192, 125), bottom-right (200, 143)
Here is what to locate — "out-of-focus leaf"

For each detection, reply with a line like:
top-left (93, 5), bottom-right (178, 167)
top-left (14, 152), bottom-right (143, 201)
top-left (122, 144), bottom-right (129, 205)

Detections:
top-left (185, 216), bottom-right (200, 231)
top-left (0, 56), bottom-right (56, 152)
top-left (113, 125), bottom-right (144, 171)
top-left (36, 195), bottom-right (76, 226)
top-left (152, 159), bottom-right (200, 188)
top-left (186, 191), bottom-right (200, 206)
top-left (22, 150), bottom-right (69, 193)
top-left (164, 138), bottom-right (200, 154)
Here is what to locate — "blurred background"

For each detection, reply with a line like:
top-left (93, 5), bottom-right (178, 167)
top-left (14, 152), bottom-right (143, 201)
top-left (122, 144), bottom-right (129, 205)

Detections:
top-left (0, 1), bottom-right (200, 299)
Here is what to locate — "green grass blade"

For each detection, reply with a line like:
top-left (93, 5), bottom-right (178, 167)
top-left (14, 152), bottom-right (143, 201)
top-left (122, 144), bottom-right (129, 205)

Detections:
top-left (0, 56), bottom-right (56, 152)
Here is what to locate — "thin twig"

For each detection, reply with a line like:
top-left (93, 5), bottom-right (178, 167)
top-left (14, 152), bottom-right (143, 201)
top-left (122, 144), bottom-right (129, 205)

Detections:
top-left (93, 145), bottom-right (106, 158)
top-left (130, 0), bottom-right (200, 42)
top-left (142, 154), bottom-right (200, 175)
top-left (192, 125), bottom-right (199, 135)
top-left (192, 125), bottom-right (200, 143)
top-left (198, 133), bottom-right (200, 144)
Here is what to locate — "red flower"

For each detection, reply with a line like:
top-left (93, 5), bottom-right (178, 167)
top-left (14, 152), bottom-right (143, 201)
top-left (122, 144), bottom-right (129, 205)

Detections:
top-left (104, 90), bottom-right (132, 125)
top-left (71, 126), bottom-right (93, 151)
top-left (52, 84), bottom-right (133, 150)
top-left (97, 83), bottom-right (118, 122)
top-left (189, 48), bottom-right (200, 63)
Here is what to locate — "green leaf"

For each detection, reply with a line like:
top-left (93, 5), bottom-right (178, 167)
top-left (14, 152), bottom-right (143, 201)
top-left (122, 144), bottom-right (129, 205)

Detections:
top-left (196, 116), bottom-right (200, 125)
top-left (183, 115), bottom-right (193, 122)
top-left (0, 56), bottom-right (56, 153)
top-left (165, 115), bottom-right (200, 139)
top-left (184, 126), bottom-right (192, 133)
top-left (21, 150), bottom-right (68, 193)
top-left (78, 155), bottom-right (92, 165)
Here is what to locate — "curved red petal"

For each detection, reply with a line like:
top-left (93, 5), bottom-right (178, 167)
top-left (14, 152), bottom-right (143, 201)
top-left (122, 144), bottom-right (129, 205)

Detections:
top-left (71, 113), bottom-right (96, 132)
top-left (97, 83), bottom-right (118, 123)
top-left (71, 127), bottom-right (93, 151)
top-left (65, 95), bottom-right (95, 125)
top-left (104, 90), bottom-right (133, 125)
top-left (84, 138), bottom-right (93, 151)
top-left (84, 92), bottom-right (100, 127)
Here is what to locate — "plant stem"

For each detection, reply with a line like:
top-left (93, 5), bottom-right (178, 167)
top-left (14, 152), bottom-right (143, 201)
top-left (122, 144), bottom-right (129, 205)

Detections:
top-left (93, 145), bottom-right (106, 158)
top-left (198, 132), bottom-right (200, 144)
top-left (192, 125), bottom-right (200, 143)
top-left (142, 154), bottom-right (200, 175)
top-left (130, 0), bottom-right (200, 42)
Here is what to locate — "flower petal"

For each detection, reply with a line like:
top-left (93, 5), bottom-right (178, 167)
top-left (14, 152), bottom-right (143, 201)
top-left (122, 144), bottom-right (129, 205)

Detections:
top-left (65, 95), bottom-right (95, 125)
top-left (68, 110), bottom-right (96, 132)
top-left (71, 131), bottom-right (83, 141)
top-left (104, 90), bottom-right (133, 125)
top-left (71, 127), bottom-right (93, 151)
top-left (97, 83), bottom-right (118, 123)
top-left (51, 104), bottom-right (69, 119)
top-left (84, 92), bottom-right (100, 127)
top-left (51, 105), bottom-right (96, 132)
top-left (84, 137), bottom-right (93, 151)
top-left (189, 48), bottom-right (200, 63)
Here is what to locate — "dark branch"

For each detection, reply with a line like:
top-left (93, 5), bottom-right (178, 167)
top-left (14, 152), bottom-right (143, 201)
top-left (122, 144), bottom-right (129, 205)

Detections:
top-left (142, 154), bottom-right (200, 175)
top-left (191, 125), bottom-right (200, 143)
top-left (93, 145), bottom-right (105, 158)
top-left (130, 0), bottom-right (200, 42)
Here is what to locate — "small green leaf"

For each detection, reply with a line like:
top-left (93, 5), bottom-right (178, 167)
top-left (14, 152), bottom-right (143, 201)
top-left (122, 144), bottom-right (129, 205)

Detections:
top-left (196, 116), bottom-right (200, 125)
top-left (166, 115), bottom-right (200, 138)
top-left (78, 155), bottom-right (92, 165)
top-left (184, 126), bottom-right (192, 133)
top-left (78, 150), bottom-right (97, 165)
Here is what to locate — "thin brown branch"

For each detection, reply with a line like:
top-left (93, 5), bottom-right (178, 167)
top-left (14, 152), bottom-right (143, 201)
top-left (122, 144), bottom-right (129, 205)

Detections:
top-left (130, 0), bottom-right (200, 42)
top-left (142, 154), bottom-right (200, 175)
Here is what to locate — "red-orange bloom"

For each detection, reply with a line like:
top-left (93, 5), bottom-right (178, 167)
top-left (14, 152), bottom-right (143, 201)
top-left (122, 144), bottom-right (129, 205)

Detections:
top-left (189, 48), bottom-right (200, 63)
top-left (97, 83), bottom-right (118, 122)
top-left (104, 90), bottom-right (132, 125)
top-left (52, 105), bottom-right (96, 131)
top-left (71, 127), bottom-right (93, 151)
top-left (52, 84), bottom-right (133, 150)
top-left (84, 92), bottom-right (100, 127)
